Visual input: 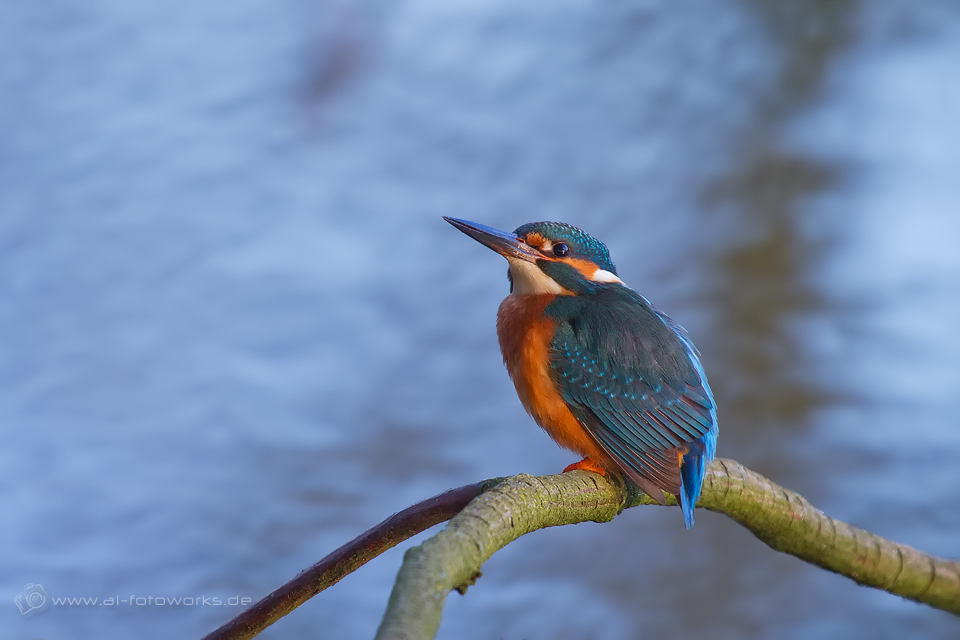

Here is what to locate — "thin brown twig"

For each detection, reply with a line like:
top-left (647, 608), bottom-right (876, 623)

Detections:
top-left (201, 479), bottom-right (504, 640)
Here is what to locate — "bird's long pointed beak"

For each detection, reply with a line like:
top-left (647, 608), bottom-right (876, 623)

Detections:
top-left (443, 217), bottom-right (541, 263)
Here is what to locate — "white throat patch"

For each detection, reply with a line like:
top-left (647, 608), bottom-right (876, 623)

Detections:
top-left (507, 258), bottom-right (564, 295)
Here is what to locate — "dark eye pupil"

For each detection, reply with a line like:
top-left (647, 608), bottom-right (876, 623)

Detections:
top-left (553, 242), bottom-right (569, 257)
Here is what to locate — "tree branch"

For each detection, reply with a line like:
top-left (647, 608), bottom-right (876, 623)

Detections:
top-left (374, 459), bottom-right (960, 640)
top-left (701, 459), bottom-right (959, 611)
top-left (201, 458), bottom-right (959, 640)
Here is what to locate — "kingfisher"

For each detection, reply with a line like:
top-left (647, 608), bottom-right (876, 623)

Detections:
top-left (444, 217), bottom-right (718, 528)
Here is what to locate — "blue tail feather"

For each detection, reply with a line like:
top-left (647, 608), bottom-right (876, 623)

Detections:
top-left (679, 425), bottom-right (718, 529)
top-left (671, 328), bottom-right (718, 530)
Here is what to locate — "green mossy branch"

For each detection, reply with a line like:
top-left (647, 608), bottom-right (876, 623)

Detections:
top-left (698, 459), bottom-right (960, 610)
top-left (374, 458), bottom-right (960, 640)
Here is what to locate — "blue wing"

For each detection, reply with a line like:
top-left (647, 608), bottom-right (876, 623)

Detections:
top-left (546, 286), bottom-right (718, 528)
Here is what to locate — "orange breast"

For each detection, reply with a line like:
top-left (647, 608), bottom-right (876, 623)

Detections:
top-left (496, 294), bottom-right (613, 467)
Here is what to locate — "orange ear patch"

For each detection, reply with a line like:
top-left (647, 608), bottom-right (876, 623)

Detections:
top-left (561, 257), bottom-right (623, 283)
top-left (565, 258), bottom-right (599, 276)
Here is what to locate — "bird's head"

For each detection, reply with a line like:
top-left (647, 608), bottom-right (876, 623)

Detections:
top-left (444, 217), bottom-right (622, 295)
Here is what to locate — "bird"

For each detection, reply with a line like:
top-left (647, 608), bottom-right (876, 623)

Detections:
top-left (444, 217), bottom-right (718, 529)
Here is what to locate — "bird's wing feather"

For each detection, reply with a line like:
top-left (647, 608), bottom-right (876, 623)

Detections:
top-left (547, 286), bottom-right (715, 497)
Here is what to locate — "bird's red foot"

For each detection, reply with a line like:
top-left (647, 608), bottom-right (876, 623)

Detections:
top-left (563, 458), bottom-right (607, 476)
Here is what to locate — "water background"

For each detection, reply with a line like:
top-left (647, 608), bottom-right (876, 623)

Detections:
top-left (2, 1), bottom-right (960, 638)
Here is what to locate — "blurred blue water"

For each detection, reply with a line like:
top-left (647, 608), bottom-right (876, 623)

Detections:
top-left (2, 1), bottom-right (959, 638)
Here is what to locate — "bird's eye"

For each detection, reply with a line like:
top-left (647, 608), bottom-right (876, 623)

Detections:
top-left (553, 242), bottom-right (570, 257)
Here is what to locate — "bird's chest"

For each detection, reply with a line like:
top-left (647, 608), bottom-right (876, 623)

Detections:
top-left (497, 295), bottom-right (554, 411)
top-left (496, 295), bottom-right (578, 435)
